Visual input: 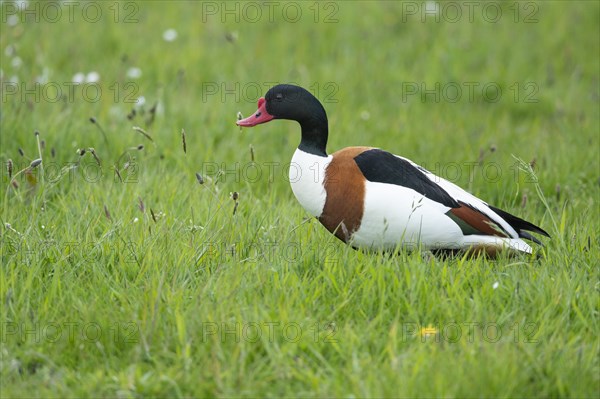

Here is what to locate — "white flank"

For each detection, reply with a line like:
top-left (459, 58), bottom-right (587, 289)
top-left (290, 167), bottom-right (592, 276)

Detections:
top-left (352, 181), bottom-right (459, 250)
top-left (353, 179), bottom-right (532, 252)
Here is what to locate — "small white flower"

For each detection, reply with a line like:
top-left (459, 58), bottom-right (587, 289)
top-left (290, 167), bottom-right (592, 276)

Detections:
top-left (133, 218), bottom-right (139, 223)
top-left (126, 67), bottom-right (142, 79)
top-left (72, 72), bottom-right (85, 84)
top-left (109, 105), bottom-right (126, 119)
top-left (155, 101), bottom-right (164, 116)
top-left (11, 57), bottom-right (22, 68)
top-left (492, 281), bottom-right (499, 290)
top-left (163, 29), bottom-right (177, 42)
top-left (425, 1), bottom-right (440, 15)
top-left (7, 15), bottom-right (19, 27)
top-left (15, 0), bottom-right (29, 11)
top-left (5, 223), bottom-right (21, 235)
top-left (135, 96), bottom-right (146, 106)
top-left (86, 71), bottom-right (100, 83)
top-left (10, 358), bottom-right (21, 372)
top-left (41, 225), bottom-right (45, 229)
top-left (4, 45), bottom-right (15, 57)
top-left (35, 67), bottom-right (49, 84)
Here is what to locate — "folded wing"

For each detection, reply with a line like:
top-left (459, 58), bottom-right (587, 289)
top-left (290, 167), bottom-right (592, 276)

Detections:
top-left (353, 148), bottom-right (549, 244)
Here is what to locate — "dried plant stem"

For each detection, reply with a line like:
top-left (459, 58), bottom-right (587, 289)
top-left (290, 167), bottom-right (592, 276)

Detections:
top-left (35, 131), bottom-right (44, 187)
top-left (133, 126), bottom-right (154, 142)
top-left (512, 155), bottom-right (559, 242)
top-left (3, 165), bottom-right (29, 219)
top-left (90, 117), bottom-right (109, 145)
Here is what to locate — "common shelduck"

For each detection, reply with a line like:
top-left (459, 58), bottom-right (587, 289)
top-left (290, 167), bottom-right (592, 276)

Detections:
top-left (236, 84), bottom-right (549, 256)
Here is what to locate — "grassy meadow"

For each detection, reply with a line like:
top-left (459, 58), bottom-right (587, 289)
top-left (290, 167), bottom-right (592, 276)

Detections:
top-left (1, 1), bottom-right (599, 397)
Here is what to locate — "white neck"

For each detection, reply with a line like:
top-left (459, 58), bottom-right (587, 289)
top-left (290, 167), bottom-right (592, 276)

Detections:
top-left (289, 148), bottom-right (333, 217)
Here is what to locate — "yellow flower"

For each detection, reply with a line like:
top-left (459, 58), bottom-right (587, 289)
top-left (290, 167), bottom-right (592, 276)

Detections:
top-left (419, 326), bottom-right (439, 338)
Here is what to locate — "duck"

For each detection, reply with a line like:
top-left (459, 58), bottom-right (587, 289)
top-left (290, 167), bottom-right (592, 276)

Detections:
top-left (236, 84), bottom-right (549, 256)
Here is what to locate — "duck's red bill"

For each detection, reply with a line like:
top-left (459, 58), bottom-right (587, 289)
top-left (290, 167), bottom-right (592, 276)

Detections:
top-left (236, 97), bottom-right (274, 127)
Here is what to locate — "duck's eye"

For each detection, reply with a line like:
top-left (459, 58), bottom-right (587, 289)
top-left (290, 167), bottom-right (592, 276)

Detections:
top-left (276, 93), bottom-right (283, 100)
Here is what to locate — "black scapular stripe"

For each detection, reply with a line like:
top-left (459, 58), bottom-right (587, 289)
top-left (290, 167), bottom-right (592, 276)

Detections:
top-left (353, 149), bottom-right (460, 208)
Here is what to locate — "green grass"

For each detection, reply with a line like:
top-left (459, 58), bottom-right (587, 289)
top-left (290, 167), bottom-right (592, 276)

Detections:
top-left (1, 1), bottom-right (598, 397)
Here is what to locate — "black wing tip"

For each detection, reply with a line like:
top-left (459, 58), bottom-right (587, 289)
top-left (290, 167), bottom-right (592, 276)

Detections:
top-left (531, 225), bottom-right (551, 238)
top-left (488, 205), bottom-right (551, 239)
top-left (519, 231), bottom-right (544, 245)
top-left (516, 221), bottom-right (551, 239)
